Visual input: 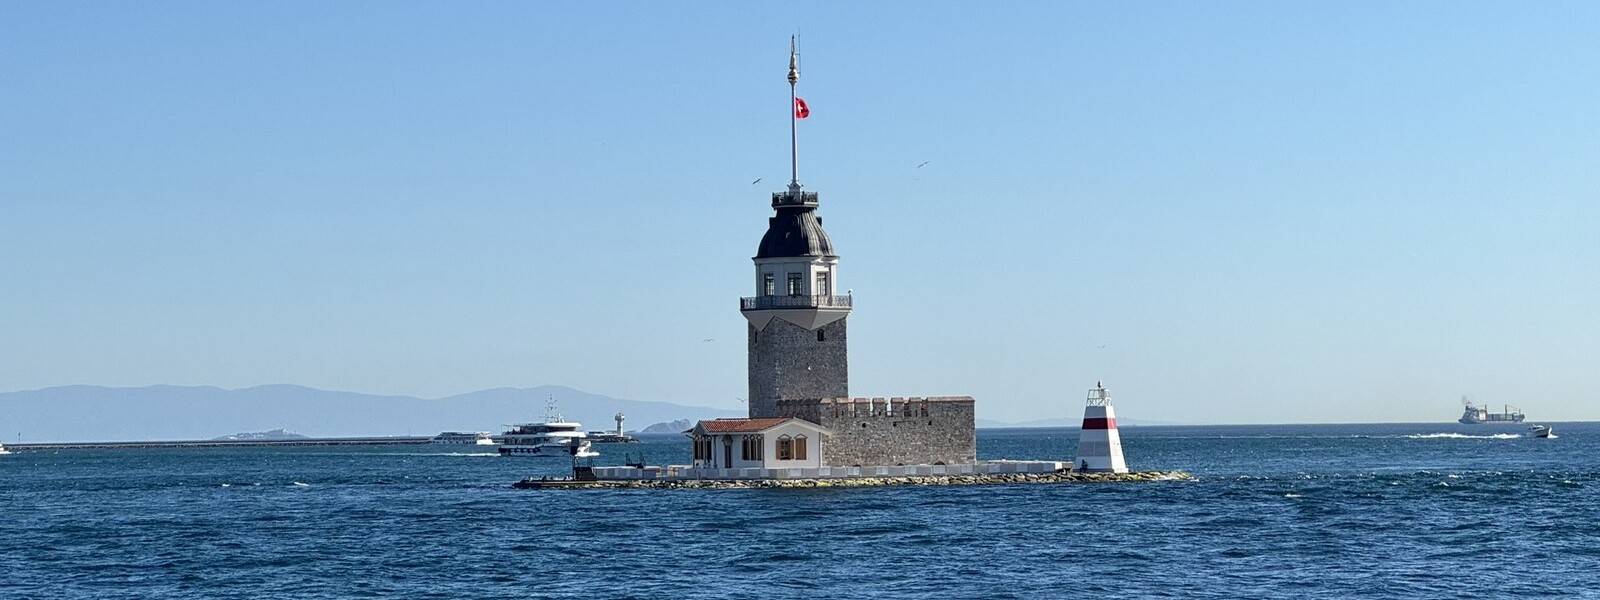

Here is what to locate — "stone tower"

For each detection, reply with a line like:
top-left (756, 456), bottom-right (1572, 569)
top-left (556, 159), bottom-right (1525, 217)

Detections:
top-left (742, 36), bottom-right (851, 419)
top-left (742, 187), bottom-right (851, 418)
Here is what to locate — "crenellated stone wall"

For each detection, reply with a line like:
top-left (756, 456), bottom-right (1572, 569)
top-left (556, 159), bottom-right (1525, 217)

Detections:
top-left (777, 396), bottom-right (976, 466)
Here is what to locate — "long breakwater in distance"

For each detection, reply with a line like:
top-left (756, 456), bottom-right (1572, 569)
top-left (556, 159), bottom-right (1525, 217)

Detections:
top-left (6, 437), bottom-right (433, 451)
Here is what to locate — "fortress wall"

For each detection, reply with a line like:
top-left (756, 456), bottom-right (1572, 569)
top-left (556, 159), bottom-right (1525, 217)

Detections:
top-left (779, 396), bottom-right (976, 466)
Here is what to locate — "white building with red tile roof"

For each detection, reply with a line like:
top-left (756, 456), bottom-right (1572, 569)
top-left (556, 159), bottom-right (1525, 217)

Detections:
top-left (689, 417), bottom-right (828, 471)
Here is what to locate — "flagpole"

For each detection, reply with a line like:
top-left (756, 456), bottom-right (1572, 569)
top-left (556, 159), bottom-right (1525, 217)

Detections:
top-left (788, 36), bottom-right (800, 192)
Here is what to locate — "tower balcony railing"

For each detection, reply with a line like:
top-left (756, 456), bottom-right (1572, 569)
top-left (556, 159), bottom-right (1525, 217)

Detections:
top-left (740, 294), bottom-right (853, 311)
top-left (772, 190), bottom-right (819, 208)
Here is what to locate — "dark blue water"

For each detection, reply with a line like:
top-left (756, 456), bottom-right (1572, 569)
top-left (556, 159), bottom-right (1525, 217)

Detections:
top-left (3, 423), bottom-right (1597, 599)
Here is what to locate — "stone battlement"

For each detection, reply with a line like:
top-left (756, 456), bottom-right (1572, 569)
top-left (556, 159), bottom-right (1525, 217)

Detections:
top-left (778, 396), bottom-right (975, 418)
top-left (776, 395), bottom-right (976, 466)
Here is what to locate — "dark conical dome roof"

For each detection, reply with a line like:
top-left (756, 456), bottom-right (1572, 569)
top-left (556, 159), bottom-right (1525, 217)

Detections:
top-left (757, 208), bottom-right (834, 258)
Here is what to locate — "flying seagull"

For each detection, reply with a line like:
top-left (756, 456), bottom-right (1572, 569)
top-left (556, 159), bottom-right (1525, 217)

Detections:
top-left (702, 338), bottom-right (715, 343)
top-left (916, 161), bottom-right (929, 169)
top-left (751, 177), bottom-right (762, 185)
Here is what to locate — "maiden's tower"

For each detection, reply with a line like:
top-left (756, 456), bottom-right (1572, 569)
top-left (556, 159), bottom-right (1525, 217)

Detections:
top-left (689, 39), bottom-right (977, 470)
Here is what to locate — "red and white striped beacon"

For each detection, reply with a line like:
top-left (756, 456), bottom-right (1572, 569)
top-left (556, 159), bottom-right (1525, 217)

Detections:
top-left (1075, 381), bottom-right (1128, 473)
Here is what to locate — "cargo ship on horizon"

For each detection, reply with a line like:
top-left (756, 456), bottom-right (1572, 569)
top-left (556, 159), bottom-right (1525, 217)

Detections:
top-left (1458, 399), bottom-right (1525, 424)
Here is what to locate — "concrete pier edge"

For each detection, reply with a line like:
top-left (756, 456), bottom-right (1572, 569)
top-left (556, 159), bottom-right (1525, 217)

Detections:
top-left (513, 470), bottom-right (1193, 490)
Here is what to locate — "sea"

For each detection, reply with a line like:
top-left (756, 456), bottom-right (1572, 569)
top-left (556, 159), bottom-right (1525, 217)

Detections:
top-left (2, 422), bottom-right (1596, 599)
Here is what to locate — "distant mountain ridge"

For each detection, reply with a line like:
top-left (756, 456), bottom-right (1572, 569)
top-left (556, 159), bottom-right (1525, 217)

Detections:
top-left (0, 384), bottom-right (741, 443)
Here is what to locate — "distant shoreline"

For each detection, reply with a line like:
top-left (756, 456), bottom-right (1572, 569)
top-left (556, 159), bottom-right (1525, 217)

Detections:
top-left (6, 436), bottom-right (432, 451)
top-left (4, 431), bottom-right (691, 450)
top-left (10, 423), bottom-right (1589, 449)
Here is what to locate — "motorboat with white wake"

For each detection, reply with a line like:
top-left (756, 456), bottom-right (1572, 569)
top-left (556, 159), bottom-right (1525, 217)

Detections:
top-left (1528, 425), bottom-right (1554, 439)
top-left (498, 399), bottom-right (599, 458)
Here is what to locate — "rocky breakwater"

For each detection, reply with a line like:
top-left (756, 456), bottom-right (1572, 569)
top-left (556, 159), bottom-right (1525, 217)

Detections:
top-left (513, 470), bottom-right (1192, 490)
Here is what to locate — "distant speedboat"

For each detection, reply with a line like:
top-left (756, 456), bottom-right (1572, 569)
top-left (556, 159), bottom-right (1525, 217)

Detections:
top-left (0, 442), bottom-right (10, 455)
top-left (1529, 425), bottom-right (1553, 439)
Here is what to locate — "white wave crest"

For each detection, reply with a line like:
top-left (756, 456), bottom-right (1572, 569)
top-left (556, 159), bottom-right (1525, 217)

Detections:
top-left (1406, 433), bottom-right (1520, 440)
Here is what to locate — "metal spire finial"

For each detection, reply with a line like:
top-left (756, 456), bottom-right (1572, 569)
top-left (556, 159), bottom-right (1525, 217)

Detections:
top-left (788, 36), bottom-right (800, 85)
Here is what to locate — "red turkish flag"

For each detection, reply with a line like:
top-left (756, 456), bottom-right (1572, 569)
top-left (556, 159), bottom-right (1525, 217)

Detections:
top-left (794, 97), bottom-right (810, 119)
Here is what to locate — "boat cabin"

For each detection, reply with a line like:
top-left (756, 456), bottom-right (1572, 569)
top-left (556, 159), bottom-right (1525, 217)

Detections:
top-left (690, 417), bottom-right (828, 470)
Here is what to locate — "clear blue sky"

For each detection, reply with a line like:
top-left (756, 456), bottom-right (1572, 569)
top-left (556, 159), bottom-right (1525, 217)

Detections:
top-left (2, 2), bottom-right (1596, 424)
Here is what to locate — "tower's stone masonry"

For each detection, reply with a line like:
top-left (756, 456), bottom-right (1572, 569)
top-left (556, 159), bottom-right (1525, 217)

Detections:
top-left (747, 318), bottom-right (849, 419)
top-left (778, 397), bottom-right (976, 466)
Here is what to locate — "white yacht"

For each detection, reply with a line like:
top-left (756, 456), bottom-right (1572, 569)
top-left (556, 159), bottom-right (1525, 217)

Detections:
top-left (1529, 425), bottom-right (1554, 439)
top-left (498, 400), bottom-right (598, 458)
top-left (429, 431), bottom-right (496, 446)
top-left (0, 442), bottom-right (10, 455)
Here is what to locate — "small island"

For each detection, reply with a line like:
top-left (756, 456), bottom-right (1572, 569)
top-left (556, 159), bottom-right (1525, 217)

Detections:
top-left (639, 419), bottom-right (693, 434)
top-left (513, 49), bottom-right (1179, 491)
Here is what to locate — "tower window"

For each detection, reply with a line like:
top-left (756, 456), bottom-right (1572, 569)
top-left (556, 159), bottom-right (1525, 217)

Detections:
top-left (817, 330), bottom-right (825, 342)
top-left (763, 274), bottom-right (775, 296)
top-left (787, 273), bottom-right (803, 296)
top-left (815, 272), bottom-right (829, 296)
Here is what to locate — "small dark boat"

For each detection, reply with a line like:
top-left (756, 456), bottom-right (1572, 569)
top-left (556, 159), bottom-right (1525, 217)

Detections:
top-left (511, 466), bottom-right (599, 489)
